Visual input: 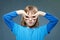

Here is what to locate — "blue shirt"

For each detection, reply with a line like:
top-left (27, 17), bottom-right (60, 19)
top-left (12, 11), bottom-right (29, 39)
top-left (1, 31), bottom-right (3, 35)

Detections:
top-left (2, 11), bottom-right (58, 40)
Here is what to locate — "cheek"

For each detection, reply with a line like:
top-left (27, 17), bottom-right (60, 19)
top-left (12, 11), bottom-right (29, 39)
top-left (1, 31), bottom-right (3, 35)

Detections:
top-left (32, 19), bottom-right (36, 23)
top-left (25, 19), bottom-right (27, 20)
top-left (33, 19), bottom-right (36, 21)
top-left (33, 19), bottom-right (37, 21)
top-left (25, 19), bottom-right (28, 21)
top-left (24, 19), bottom-right (28, 22)
top-left (24, 18), bottom-right (36, 23)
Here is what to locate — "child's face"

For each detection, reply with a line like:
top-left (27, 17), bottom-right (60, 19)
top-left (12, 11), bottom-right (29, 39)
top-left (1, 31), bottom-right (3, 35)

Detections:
top-left (23, 11), bottom-right (38, 27)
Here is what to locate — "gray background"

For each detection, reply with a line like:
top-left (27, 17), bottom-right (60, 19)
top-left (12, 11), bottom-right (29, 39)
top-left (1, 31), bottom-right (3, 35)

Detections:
top-left (0, 0), bottom-right (60, 40)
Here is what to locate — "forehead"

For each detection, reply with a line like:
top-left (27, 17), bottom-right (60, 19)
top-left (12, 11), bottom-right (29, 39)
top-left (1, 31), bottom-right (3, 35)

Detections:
top-left (27, 11), bottom-right (36, 15)
top-left (25, 14), bottom-right (36, 17)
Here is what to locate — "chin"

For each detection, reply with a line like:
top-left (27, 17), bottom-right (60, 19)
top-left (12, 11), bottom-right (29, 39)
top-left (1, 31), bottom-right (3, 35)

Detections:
top-left (28, 24), bottom-right (34, 28)
top-left (29, 25), bottom-right (33, 26)
top-left (28, 24), bottom-right (33, 26)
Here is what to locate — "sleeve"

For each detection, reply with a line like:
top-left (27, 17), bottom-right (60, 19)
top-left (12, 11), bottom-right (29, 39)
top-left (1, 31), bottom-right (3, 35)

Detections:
top-left (2, 11), bottom-right (19, 31)
top-left (43, 12), bottom-right (59, 33)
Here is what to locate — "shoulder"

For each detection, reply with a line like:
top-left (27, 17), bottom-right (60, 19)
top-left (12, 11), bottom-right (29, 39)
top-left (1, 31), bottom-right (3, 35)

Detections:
top-left (38, 24), bottom-right (48, 34)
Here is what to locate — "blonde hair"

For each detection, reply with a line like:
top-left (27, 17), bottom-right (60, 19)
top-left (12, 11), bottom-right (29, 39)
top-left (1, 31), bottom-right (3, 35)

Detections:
top-left (21, 5), bottom-right (39, 27)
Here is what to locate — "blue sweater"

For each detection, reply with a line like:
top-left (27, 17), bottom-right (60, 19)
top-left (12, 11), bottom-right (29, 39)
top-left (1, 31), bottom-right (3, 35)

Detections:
top-left (2, 11), bottom-right (58, 40)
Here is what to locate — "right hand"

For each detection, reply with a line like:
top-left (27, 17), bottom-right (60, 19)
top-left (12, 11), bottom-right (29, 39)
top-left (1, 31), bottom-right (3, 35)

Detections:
top-left (16, 10), bottom-right (27, 15)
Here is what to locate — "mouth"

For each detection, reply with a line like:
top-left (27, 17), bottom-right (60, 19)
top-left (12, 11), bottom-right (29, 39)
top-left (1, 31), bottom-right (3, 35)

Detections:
top-left (29, 22), bottom-right (32, 24)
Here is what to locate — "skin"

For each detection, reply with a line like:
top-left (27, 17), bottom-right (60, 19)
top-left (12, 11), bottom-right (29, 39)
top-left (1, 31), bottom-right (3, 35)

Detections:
top-left (16, 10), bottom-right (46, 28)
top-left (23, 11), bottom-right (39, 28)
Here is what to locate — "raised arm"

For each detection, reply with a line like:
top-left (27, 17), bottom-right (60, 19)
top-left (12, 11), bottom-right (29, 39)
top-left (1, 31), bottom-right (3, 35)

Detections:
top-left (43, 12), bottom-right (58, 33)
top-left (36, 11), bottom-right (59, 33)
top-left (2, 10), bottom-right (25, 31)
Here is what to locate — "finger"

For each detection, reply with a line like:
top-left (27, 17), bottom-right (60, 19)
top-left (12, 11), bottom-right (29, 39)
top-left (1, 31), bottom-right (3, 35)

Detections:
top-left (34, 12), bottom-right (40, 17)
top-left (22, 12), bottom-right (29, 18)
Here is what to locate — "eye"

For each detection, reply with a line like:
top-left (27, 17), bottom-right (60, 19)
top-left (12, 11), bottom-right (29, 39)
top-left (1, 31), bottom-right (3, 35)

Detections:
top-left (25, 16), bottom-right (29, 18)
top-left (32, 16), bottom-right (36, 18)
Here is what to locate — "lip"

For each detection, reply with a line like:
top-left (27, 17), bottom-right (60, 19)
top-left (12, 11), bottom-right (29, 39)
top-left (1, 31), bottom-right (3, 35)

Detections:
top-left (29, 22), bottom-right (32, 24)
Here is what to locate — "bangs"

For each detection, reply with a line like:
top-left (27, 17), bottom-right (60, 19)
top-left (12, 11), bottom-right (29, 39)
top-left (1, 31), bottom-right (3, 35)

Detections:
top-left (24, 5), bottom-right (38, 14)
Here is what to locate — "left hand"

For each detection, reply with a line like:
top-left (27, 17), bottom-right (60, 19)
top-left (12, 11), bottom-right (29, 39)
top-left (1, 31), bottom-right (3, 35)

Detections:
top-left (35, 11), bottom-right (46, 17)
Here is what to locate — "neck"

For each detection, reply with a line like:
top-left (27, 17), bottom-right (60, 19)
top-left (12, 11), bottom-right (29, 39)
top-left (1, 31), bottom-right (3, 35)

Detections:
top-left (27, 25), bottom-right (35, 28)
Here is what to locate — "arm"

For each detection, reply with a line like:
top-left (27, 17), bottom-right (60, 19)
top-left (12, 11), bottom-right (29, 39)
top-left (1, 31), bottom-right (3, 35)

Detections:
top-left (2, 10), bottom-right (25, 31)
top-left (43, 12), bottom-right (58, 33)
top-left (37, 11), bottom-right (59, 33)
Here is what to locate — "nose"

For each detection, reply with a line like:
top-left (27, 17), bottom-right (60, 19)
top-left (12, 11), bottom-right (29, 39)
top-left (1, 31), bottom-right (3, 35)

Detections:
top-left (29, 18), bottom-right (32, 21)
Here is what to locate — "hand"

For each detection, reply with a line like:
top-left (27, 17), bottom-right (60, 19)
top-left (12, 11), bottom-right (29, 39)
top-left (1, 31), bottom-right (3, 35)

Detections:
top-left (16, 10), bottom-right (27, 15)
top-left (35, 11), bottom-right (46, 17)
